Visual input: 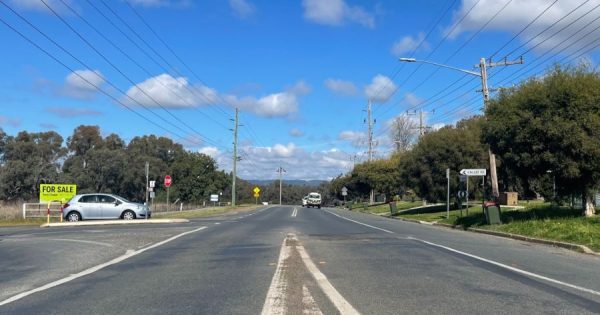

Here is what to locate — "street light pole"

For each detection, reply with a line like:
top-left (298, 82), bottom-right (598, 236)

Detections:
top-left (400, 57), bottom-right (523, 201)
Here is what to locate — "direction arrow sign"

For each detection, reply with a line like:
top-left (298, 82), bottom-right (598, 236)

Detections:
top-left (460, 169), bottom-right (486, 176)
top-left (253, 186), bottom-right (261, 194)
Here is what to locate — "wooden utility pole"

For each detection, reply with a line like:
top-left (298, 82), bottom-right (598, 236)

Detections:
top-left (231, 108), bottom-right (239, 207)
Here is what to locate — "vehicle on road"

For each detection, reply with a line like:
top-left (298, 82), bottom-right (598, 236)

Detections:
top-left (63, 193), bottom-right (151, 222)
top-left (302, 196), bottom-right (308, 207)
top-left (306, 192), bottom-right (321, 209)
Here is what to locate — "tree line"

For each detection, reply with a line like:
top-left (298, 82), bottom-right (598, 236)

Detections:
top-left (328, 65), bottom-right (599, 217)
top-left (0, 124), bottom-right (325, 206)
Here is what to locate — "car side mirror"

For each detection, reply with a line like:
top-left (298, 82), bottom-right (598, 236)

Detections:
top-left (114, 200), bottom-right (121, 206)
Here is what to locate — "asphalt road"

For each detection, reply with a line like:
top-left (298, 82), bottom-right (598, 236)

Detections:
top-left (1, 205), bottom-right (599, 314)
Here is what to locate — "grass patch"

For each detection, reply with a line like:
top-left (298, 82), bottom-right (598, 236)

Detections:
top-left (393, 202), bottom-right (600, 252)
top-left (365, 201), bottom-right (424, 214)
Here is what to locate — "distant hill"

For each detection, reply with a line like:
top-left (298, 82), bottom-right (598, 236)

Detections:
top-left (247, 179), bottom-right (326, 187)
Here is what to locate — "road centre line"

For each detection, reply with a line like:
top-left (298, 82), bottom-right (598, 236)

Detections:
top-left (292, 208), bottom-right (298, 218)
top-left (262, 234), bottom-right (359, 315)
top-left (294, 234), bottom-right (361, 315)
top-left (325, 209), bottom-right (600, 298)
top-left (0, 226), bottom-right (208, 306)
top-left (261, 234), bottom-right (290, 315)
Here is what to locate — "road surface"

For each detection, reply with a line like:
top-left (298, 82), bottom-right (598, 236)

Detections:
top-left (1, 206), bottom-right (599, 314)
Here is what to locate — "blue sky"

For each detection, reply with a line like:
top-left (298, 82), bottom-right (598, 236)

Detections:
top-left (1, 0), bottom-right (599, 180)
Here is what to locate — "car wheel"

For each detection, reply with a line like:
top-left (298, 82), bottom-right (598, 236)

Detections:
top-left (122, 210), bottom-right (136, 220)
top-left (318, 205), bottom-right (321, 209)
top-left (67, 211), bottom-right (81, 222)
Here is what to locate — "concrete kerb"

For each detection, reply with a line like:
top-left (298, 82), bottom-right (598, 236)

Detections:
top-left (40, 218), bottom-right (189, 228)
top-left (364, 210), bottom-right (599, 256)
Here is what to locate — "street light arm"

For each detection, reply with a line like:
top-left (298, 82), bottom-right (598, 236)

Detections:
top-left (399, 58), bottom-right (481, 77)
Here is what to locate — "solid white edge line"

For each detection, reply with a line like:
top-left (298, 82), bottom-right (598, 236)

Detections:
top-left (261, 235), bottom-right (290, 315)
top-left (324, 210), bottom-right (600, 298)
top-left (411, 237), bottom-right (600, 297)
top-left (324, 210), bottom-right (394, 234)
top-left (293, 234), bottom-right (361, 315)
top-left (0, 226), bottom-right (208, 306)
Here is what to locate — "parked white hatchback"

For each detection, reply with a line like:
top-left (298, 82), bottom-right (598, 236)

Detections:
top-left (62, 193), bottom-right (151, 222)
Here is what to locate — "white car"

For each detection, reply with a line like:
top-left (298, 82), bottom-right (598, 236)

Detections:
top-left (306, 192), bottom-right (321, 209)
top-left (302, 196), bottom-right (308, 207)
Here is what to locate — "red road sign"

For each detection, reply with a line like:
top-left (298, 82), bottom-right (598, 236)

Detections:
top-left (164, 175), bottom-right (172, 187)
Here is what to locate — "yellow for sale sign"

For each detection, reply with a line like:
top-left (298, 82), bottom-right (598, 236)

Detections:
top-left (40, 184), bottom-right (77, 203)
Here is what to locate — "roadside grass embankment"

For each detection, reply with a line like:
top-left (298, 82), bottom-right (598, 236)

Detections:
top-left (0, 202), bottom-right (264, 226)
top-left (376, 201), bottom-right (600, 252)
top-left (0, 203), bottom-right (50, 226)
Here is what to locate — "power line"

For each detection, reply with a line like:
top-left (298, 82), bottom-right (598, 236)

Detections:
top-left (56, 0), bottom-right (230, 133)
top-left (121, 0), bottom-right (232, 118)
top-left (502, 0), bottom-right (592, 58)
top-left (37, 0), bottom-right (224, 147)
top-left (0, 0), bottom-right (226, 149)
top-left (377, 0), bottom-right (600, 132)
top-left (82, 0), bottom-right (231, 129)
top-left (372, 0), bottom-right (459, 113)
top-left (489, 0), bottom-right (559, 59)
top-left (0, 14), bottom-right (197, 145)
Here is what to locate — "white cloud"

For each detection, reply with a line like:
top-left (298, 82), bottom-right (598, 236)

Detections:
top-left (364, 75), bottom-right (397, 103)
top-left (0, 115), bottom-right (21, 128)
top-left (124, 74), bottom-right (217, 108)
top-left (224, 81), bottom-right (308, 118)
top-left (211, 143), bottom-right (354, 180)
top-left (288, 80), bottom-right (311, 95)
top-left (61, 70), bottom-right (104, 100)
top-left (404, 92), bottom-right (424, 107)
top-left (124, 74), bottom-right (306, 118)
top-left (46, 107), bottom-right (102, 118)
top-left (431, 123), bottom-right (447, 131)
top-left (391, 33), bottom-right (429, 57)
top-left (302, 0), bottom-right (375, 28)
top-left (447, 0), bottom-right (600, 54)
top-left (338, 130), bottom-right (365, 148)
top-left (272, 143), bottom-right (297, 157)
top-left (229, 0), bottom-right (256, 19)
top-left (289, 128), bottom-right (305, 137)
top-left (325, 78), bottom-right (357, 96)
top-left (126, 0), bottom-right (193, 8)
top-left (10, 0), bottom-right (71, 13)
top-left (198, 146), bottom-right (221, 158)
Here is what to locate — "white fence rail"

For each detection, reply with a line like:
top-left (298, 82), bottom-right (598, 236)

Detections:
top-left (22, 202), bottom-right (63, 219)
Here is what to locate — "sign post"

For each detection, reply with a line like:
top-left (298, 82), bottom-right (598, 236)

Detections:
top-left (164, 175), bottom-right (172, 212)
top-left (210, 194), bottom-right (219, 207)
top-left (253, 187), bottom-right (261, 205)
top-left (459, 169), bottom-right (487, 216)
top-left (40, 184), bottom-right (77, 223)
top-left (446, 169), bottom-right (450, 220)
top-left (341, 186), bottom-right (348, 205)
